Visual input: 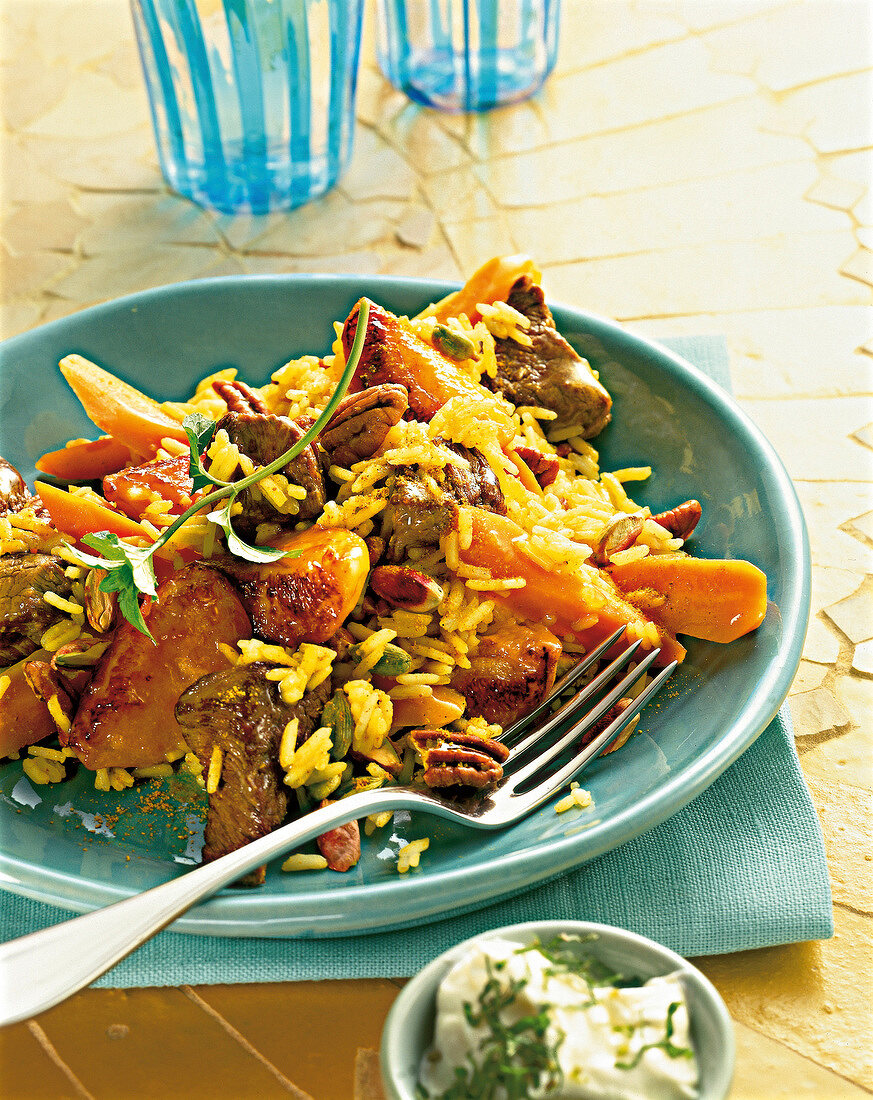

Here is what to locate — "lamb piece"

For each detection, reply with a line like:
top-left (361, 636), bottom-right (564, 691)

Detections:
top-left (0, 458), bottom-right (32, 517)
top-left (0, 553), bottom-right (74, 666)
top-left (384, 472), bottom-right (458, 562)
top-left (66, 564), bottom-right (251, 770)
top-left (489, 276), bottom-right (612, 437)
top-left (440, 442), bottom-right (506, 515)
top-left (384, 443), bottom-right (506, 562)
top-left (176, 662), bottom-right (331, 883)
top-left (214, 409), bottom-right (325, 536)
top-left (451, 623), bottom-right (562, 728)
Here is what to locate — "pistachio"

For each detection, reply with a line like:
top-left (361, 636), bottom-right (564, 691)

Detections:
top-left (369, 565), bottom-right (444, 613)
top-left (84, 568), bottom-right (116, 632)
top-left (323, 690), bottom-right (354, 761)
top-left (432, 324), bottom-right (476, 361)
top-left (591, 513), bottom-right (644, 567)
top-left (349, 640), bottom-right (414, 678)
top-left (51, 637), bottom-right (111, 669)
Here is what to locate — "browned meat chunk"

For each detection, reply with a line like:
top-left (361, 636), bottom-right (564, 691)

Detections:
top-left (0, 553), bottom-right (74, 666)
top-left (384, 473), bottom-right (457, 562)
top-left (451, 623), bottom-right (562, 728)
top-left (316, 809), bottom-right (361, 871)
top-left (440, 442), bottom-right (506, 515)
top-left (65, 564), bottom-right (251, 770)
top-left (385, 443), bottom-right (505, 562)
top-left (214, 410), bottom-right (325, 536)
top-left (176, 662), bottom-right (331, 883)
top-left (489, 276), bottom-right (612, 436)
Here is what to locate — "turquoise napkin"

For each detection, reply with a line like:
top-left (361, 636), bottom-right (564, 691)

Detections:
top-left (0, 337), bottom-right (833, 983)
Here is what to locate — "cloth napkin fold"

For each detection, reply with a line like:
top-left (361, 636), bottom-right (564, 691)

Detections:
top-left (0, 336), bottom-right (832, 985)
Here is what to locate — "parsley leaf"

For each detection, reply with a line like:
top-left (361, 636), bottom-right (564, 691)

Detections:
top-left (182, 411), bottom-right (219, 491)
top-left (207, 497), bottom-right (288, 564)
top-left (75, 532), bottom-right (158, 640)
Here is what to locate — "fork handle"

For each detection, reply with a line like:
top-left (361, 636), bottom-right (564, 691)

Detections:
top-left (0, 787), bottom-right (412, 1027)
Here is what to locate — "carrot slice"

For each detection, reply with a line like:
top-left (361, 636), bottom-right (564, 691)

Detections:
top-left (426, 255), bottom-right (543, 324)
top-left (36, 436), bottom-right (132, 480)
top-left (35, 481), bottom-right (149, 542)
top-left (458, 507), bottom-right (685, 665)
top-left (59, 355), bottom-right (187, 457)
top-left (342, 300), bottom-right (504, 432)
top-left (608, 555), bottom-right (767, 644)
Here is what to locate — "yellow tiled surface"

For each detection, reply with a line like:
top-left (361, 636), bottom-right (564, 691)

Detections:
top-left (1, 0), bottom-right (871, 1096)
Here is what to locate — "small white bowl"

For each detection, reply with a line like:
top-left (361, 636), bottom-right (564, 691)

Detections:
top-left (381, 920), bottom-right (734, 1100)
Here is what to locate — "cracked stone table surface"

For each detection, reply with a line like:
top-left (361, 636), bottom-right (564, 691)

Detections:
top-left (1, 0), bottom-right (871, 1097)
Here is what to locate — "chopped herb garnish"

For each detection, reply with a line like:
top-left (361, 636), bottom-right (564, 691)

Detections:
top-left (615, 1000), bottom-right (695, 1071)
top-left (63, 301), bottom-right (371, 639)
top-left (427, 959), bottom-right (562, 1099)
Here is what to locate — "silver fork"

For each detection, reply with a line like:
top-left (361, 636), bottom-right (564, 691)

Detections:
top-left (0, 626), bottom-right (675, 1026)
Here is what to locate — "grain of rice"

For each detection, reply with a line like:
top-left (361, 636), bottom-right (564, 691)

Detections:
top-left (283, 726), bottom-right (333, 789)
top-left (279, 718), bottom-right (299, 769)
top-left (206, 746), bottom-right (223, 794)
top-left (133, 764), bottom-right (174, 779)
top-left (555, 783), bottom-right (593, 814)
top-left (397, 837), bottom-right (429, 873)
top-left (611, 466), bottom-right (652, 482)
top-left (282, 853), bottom-right (329, 872)
top-left (46, 695), bottom-right (71, 735)
top-left (388, 684), bottom-right (434, 701)
top-left (464, 578), bottom-right (526, 591)
top-left (43, 591), bottom-right (84, 616)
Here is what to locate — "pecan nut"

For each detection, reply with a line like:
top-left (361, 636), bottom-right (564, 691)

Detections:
top-left (410, 729), bottom-right (510, 790)
top-left (23, 660), bottom-right (77, 731)
top-left (652, 499), bottom-right (702, 541)
top-left (212, 378), bottom-right (269, 415)
top-left (514, 446), bottom-right (560, 489)
top-left (321, 384), bottom-right (409, 467)
top-left (591, 513), bottom-right (644, 566)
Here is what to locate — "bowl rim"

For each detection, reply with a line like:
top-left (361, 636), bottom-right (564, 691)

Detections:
top-left (380, 918), bottom-right (736, 1100)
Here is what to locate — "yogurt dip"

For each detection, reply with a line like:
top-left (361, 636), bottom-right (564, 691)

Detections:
top-left (418, 935), bottom-right (699, 1099)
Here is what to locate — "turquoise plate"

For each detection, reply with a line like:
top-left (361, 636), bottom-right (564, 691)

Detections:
top-left (0, 275), bottom-right (809, 937)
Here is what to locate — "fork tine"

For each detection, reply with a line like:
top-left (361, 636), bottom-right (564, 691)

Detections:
top-left (500, 625), bottom-right (627, 745)
top-left (502, 647), bottom-right (664, 792)
top-left (503, 660), bottom-right (677, 816)
top-left (504, 637), bottom-right (643, 760)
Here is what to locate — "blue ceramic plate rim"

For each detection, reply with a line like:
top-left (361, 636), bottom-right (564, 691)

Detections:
top-left (379, 919), bottom-right (735, 1100)
top-left (0, 274), bottom-right (810, 935)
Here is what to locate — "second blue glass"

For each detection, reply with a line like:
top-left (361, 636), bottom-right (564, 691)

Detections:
top-left (131, 0), bottom-right (365, 214)
top-left (376, 0), bottom-right (560, 112)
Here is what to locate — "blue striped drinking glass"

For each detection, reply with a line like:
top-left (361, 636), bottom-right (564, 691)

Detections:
top-left (131, 0), bottom-right (365, 214)
top-left (376, 0), bottom-right (560, 112)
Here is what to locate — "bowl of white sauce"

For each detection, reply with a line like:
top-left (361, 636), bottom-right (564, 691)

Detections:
top-left (380, 920), bottom-right (734, 1100)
